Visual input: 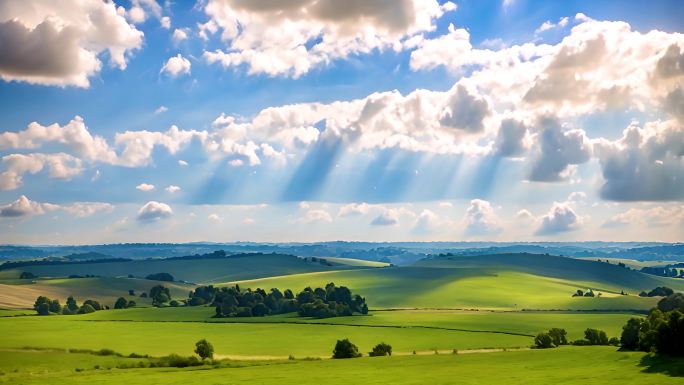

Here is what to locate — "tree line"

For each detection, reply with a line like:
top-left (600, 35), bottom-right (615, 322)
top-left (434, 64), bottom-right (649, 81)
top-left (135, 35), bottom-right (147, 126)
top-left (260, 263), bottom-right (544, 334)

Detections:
top-left (620, 293), bottom-right (684, 356)
top-left (184, 282), bottom-right (368, 318)
top-left (33, 295), bottom-right (118, 315)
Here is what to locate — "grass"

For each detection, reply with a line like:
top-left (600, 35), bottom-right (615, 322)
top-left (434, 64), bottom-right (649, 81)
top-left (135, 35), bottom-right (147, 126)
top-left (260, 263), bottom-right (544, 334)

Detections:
top-left (0, 347), bottom-right (681, 385)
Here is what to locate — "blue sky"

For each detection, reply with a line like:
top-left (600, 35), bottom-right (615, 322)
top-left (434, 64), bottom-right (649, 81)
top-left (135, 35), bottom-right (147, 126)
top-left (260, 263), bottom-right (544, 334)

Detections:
top-left (0, 0), bottom-right (683, 244)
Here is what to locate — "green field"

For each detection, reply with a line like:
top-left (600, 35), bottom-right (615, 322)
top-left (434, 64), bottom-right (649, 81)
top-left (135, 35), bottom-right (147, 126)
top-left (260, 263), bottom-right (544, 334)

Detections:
top-left (1, 252), bottom-right (681, 384)
top-left (0, 347), bottom-right (681, 385)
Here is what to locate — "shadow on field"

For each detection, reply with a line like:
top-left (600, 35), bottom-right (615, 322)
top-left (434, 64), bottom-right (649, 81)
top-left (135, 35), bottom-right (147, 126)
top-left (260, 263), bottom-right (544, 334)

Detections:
top-left (639, 354), bottom-right (684, 377)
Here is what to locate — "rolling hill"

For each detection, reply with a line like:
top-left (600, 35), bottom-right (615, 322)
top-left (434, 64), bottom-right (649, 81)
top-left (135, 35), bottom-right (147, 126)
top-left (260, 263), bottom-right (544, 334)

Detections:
top-left (222, 253), bottom-right (684, 310)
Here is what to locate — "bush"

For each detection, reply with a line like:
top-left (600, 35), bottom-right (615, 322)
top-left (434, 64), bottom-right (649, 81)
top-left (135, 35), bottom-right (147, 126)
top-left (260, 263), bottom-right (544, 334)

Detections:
top-left (608, 337), bottom-right (620, 346)
top-left (169, 300), bottom-right (180, 307)
top-left (19, 272), bottom-right (36, 279)
top-left (127, 300), bottom-right (136, 308)
top-left (534, 332), bottom-right (555, 349)
top-left (37, 303), bottom-right (50, 316)
top-left (332, 339), bottom-right (362, 359)
top-left (114, 297), bottom-right (128, 309)
top-left (194, 339), bottom-right (214, 360)
top-left (153, 354), bottom-right (202, 368)
top-left (78, 304), bottom-right (96, 314)
top-left (368, 342), bottom-right (392, 357)
top-left (83, 299), bottom-right (102, 311)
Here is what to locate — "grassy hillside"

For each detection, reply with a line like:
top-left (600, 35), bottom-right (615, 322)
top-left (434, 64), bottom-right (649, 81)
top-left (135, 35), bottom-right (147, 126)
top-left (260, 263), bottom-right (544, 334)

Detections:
top-left (1, 347), bottom-right (680, 385)
top-left (222, 253), bottom-right (683, 310)
top-left (0, 277), bottom-right (195, 309)
top-left (1, 253), bottom-right (373, 284)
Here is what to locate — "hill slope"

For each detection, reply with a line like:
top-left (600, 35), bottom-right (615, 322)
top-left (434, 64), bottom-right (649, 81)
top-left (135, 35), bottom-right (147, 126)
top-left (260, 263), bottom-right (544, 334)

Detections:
top-left (223, 253), bottom-right (684, 310)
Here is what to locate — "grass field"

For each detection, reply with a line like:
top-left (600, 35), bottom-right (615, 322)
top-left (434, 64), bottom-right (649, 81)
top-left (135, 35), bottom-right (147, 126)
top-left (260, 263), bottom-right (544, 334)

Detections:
top-left (0, 347), bottom-right (681, 385)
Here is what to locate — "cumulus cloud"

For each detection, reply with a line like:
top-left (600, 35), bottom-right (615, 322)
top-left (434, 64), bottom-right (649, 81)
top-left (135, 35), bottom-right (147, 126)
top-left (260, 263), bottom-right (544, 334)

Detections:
top-left (463, 199), bottom-right (501, 235)
top-left (535, 17), bottom-right (569, 34)
top-left (136, 183), bottom-right (155, 192)
top-left (338, 202), bottom-right (371, 217)
top-left (172, 28), bottom-right (188, 43)
top-left (370, 209), bottom-right (400, 226)
top-left (178, 160), bottom-right (188, 167)
top-left (529, 118), bottom-right (592, 182)
top-left (201, 0), bottom-right (455, 77)
top-left (154, 105), bottom-right (168, 114)
top-left (62, 202), bottom-right (114, 218)
top-left (0, 195), bottom-right (57, 218)
top-left (603, 205), bottom-right (684, 228)
top-left (208, 213), bottom-right (223, 223)
top-left (127, 0), bottom-right (163, 25)
top-left (412, 209), bottom-right (447, 234)
top-left (495, 119), bottom-right (530, 157)
top-left (0, 0), bottom-right (143, 87)
top-left (438, 85), bottom-right (490, 132)
top-left (136, 201), bottom-right (172, 222)
top-left (594, 120), bottom-right (684, 201)
top-left (165, 185), bottom-right (181, 193)
top-left (0, 153), bottom-right (83, 190)
top-left (161, 54), bottom-right (191, 77)
top-left (535, 201), bottom-right (583, 235)
top-left (295, 209), bottom-right (333, 224)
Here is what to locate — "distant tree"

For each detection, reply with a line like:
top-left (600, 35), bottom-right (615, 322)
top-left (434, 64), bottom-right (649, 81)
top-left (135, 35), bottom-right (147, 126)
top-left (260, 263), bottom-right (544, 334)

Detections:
top-left (83, 299), bottom-right (102, 311)
top-left (145, 273), bottom-right (175, 282)
top-left (332, 339), bottom-right (362, 359)
top-left (36, 303), bottom-right (50, 316)
top-left (33, 296), bottom-right (50, 312)
top-left (66, 296), bottom-right (78, 312)
top-left (548, 328), bottom-right (568, 346)
top-left (534, 332), bottom-right (555, 349)
top-left (584, 290), bottom-right (595, 297)
top-left (620, 318), bottom-right (645, 350)
top-left (608, 337), bottom-right (620, 346)
top-left (19, 272), bottom-right (36, 279)
top-left (252, 303), bottom-right (270, 317)
top-left (170, 300), bottom-right (180, 307)
top-left (657, 293), bottom-right (684, 312)
top-left (573, 290), bottom-right (584, 297)
top-left (114, 297), bottom-right (129, 309)
top-left (584, 328), bottom-right (609, 345)
top-left (140, 292), bottom-right (148, 298)
top-left (78, 304), bottom-right (96, 314)
top-left (194, 339), bottom-right (214, 360)
top-left (283, 289), bottom-right (294, 299)
top-left (128, 289), bottom-right (135, 296)
top-left (48, 299), bottom-right (61, 314)
top-left (368, 342), bottom-right (392, 357)
top-left (127, 300), bottom-right (136, 308)
top-left (150, 285), bottom-right (171, 306)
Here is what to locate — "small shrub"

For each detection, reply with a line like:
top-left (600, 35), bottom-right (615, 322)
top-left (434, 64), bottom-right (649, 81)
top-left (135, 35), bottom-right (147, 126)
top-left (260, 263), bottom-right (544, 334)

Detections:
top-left (332, 339), bottom-right (362, 359)
top-left (368, 342), bottom-right (392, 357)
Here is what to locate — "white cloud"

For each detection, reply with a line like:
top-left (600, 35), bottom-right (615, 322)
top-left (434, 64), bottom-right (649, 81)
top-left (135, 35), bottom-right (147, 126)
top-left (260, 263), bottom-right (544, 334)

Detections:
top-left (242, 217), bottom-right (255, 225)
top-left (161, 54), bottom-right (191, 77)
top-left (165, 185), bottom-right (181, 193)
top-left (413, 209), bottom-right (447, 233)
top-left (228, 159), bottom-right (243, 167)
top-left (154, 105), bottom-right (168, 114)
top-left (0, 0), bottom-right (143, 87)
top-left (201, 0), bottom-right (455, 77)
top-left (338, 202), bottom-right (371, 217)
top-left (172, 28), bottom-right (188, 42)
top-left (136, 201), bottom-right (172, 222)
top-left (115, 125), bottom-right (203, 167)
top-left (0, 153), bottom-right (83, 190)
top-left (535, 201), bottom-right (583, 235)
top-left (516, 209), bottom-right (535, 222)
top-left (160, 16), bottom-right (171, 29)
top-left (208, 213), bottom-right (223, 223)
top-left (603, 205), bottom-right (684, 228)
top-left (178, 160), bottom-right (188, 167)
top-left (136, 183), bottom-right (155, 192)
top-left (529, 118), bottom-right (592, 182)
top-left (0, 195), bottom-right (57, 218)
top-left (463, 199), bottom-right (501, 235)
top-left (439, 201), bottom-right (453, 208)
top-left (535, 17), bottom-right (569, 34)
top-left (128, 0), bottom-right (163, 25)
top-left (63, 202), bottom-right (114, 218)
top-left (369, 207), bottom-right (414, 226)
top-left (296, 209), bottom-right (332, 224)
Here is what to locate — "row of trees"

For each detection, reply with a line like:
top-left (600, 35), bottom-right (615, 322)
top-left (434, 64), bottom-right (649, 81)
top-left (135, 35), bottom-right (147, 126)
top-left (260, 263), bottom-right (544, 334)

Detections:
top-left (534, 327), bottom-right (618, 349)
top-left (187, 282), bottom-right (368, 318)
top-left (34, 296), bottom-right (106, 315)
top-left (620, 293), bottom-right (684, 356)
top-left (639, 286), bottom-right (674, 297)
top-left (572, 289), bottom-right (598, 297)
top-left (641, 266), bottom-right (683, 278)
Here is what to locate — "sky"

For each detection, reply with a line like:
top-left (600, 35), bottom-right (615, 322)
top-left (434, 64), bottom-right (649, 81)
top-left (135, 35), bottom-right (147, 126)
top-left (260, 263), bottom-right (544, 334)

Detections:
top-left (0, 0), bottom-right (683, 244)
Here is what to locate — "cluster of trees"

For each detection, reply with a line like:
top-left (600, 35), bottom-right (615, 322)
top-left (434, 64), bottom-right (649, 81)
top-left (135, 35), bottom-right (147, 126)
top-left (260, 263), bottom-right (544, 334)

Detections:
top-left (533, 328), bottom-right (568, 349)
top-left (641, 266), bottom-right (683, 278)
top-left (114, 297), bottom-right (137, 309)
top-left (572, 289), bottom-right (599, 297)
top-left (187, 282), bottom-right (368, 318)
top-left (620, 308), bottom-right (684, 356)
top-left (571, 328), bottom-right (619, 346)
top-left (639, 286), bottom-right (674, 297)
top-left (332, 339), bottom-right (391, 358)
top-left (145, 272), bottom-right (174, 282)
top-left (34, 296), bottom-right (105, 315)
top-left (657, 293), bottom-right (684, 312)
top-left (150, 285), bottom-right (171, 306)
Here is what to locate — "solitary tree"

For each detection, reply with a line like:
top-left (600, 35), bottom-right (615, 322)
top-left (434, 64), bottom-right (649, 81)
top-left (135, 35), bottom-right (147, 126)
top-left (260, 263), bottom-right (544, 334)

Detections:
top-left (114, 297), bottom-right (129, 309)
top-left (66, 296), bottom-right (79, 312)
top-left (332, 339), bottom-right (362, 359)
top-left (195, 339), bottom-right (214, 360)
